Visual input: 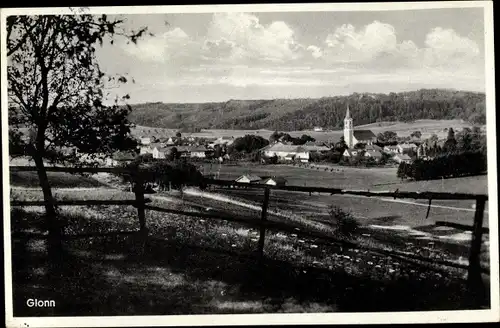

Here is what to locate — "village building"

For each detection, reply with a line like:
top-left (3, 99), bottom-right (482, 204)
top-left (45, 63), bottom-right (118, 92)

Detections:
top-left (393, 153), bottom-right (412, 164)
top-left (343, 105), bottom-right (377, 148)
top-left (261, 142), bottom-right (309, 162)
top-left (302, 142), bottom-right (331, 153)
top-left (189, 146), bottom-right (209, 158)
top-left (260, 177), bottom-right (287, 186)
top-left (383, 145), bottom-right (400, 154)
top-left (106, 151), bottom-right (136, 167)
top-left (313, 126), bottom-right (324, 132)
top-left (235, 174), bottom-right (262, 184)
top-left (397, 143), bottom-right (418, 154)
top-left (139, 137), bottom-right (151, 145)
top-left (364, 149), bottom-right (383, 161)
top-left (165, 137), bottom-right (175, 146)
top-left (343, 149), bottom-right (362, 158)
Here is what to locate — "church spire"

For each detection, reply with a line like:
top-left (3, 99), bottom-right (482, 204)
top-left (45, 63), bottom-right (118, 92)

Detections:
top-left (345, 104), bottom-right (351, 119)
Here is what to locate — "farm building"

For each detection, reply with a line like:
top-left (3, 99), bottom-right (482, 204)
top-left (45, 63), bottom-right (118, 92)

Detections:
top-left (139, 137), bottom-right (151, 145)
top-left (303, 143), bottom-right (331, 153)
top-left (261, 142), bottom-right (310, 162)
top-left (383, 145), bottom-right (400, 154)
top-left (393, 153), bottom-right (412, 164)
top-left (397, 143), bottom-right (418, 154)
top-left (364, 149), bottom-right (383, 161)
top-left (189, 146), bottom-right (209, 158)
top-left (365, 144), bottom-right (383, 152)
top-left (106, 151), bottom-right (136, 167)
top-left (165, 137), bottom-right (175, 146)
top-left (235, 175), bottom-right (262, 183)
top-left (343, 105), bottom-right (377, 148)
top-left (343, 149), bottom-right (362, 158)
top-left (260, 177), bottom-right (287, 186)
top-left (313, 127), bottom-right (324, 132)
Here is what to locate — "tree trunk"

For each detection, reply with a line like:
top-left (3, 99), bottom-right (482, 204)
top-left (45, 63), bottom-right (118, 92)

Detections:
top-left (32, 153), bottom-right (62, 260)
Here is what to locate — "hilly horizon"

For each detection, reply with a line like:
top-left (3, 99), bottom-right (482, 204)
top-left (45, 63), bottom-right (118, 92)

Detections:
top-left (128, 89), bottom-right (486, 132)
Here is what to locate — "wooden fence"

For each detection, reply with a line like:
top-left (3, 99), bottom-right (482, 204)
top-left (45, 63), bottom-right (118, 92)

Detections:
top-left (9, 165), bottom-right (490, 307)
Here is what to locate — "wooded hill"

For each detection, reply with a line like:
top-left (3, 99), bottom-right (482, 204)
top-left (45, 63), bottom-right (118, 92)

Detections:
top-left (128, 89), bottom-right (486, 132)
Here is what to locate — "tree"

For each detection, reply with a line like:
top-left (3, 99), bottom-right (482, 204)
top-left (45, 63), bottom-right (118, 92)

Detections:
top-left (229, 135), bottom-right (269, 154)
top-left (335, 136), bottom-right (348, 153)
top-left (410, 131), bottom-right (422, 139)
top-left (443, 127), bottom-right (457, 153)
top-left (176, 131), bottom-right (182, 138)
top-left (377, 131), bottom-right (398, 143)
top-left (213, 144), bottom-right (223, 158)
top-left (7, 14), bottom-right (147, 256)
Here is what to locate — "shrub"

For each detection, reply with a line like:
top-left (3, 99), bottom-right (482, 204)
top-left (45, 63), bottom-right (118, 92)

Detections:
top-left (328, 205), bottom-right (359, 240)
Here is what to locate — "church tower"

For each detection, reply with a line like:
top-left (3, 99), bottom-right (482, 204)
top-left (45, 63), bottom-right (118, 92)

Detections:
top-left (344, 105), bottom-right (354, 148)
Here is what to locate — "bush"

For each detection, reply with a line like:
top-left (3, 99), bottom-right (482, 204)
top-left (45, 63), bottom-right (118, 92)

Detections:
top-left (328, 205), bottom-right (359, 240)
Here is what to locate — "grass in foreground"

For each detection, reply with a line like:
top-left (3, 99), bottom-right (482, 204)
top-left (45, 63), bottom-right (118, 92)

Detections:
top-left (10, 202), bottom-right (490, 316)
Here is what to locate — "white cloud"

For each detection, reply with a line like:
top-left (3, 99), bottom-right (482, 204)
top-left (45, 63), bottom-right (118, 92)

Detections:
top-left (422, 27), bottom-right (480, 67)
top-left (204, 12), bottom-right (306, 63)
top-left (324, 21), bottom-right (398, 63)
top-left (123, 27), bottom-right (193, 62)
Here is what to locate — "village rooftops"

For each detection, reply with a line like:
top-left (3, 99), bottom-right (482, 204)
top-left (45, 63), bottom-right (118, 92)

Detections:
top-left (263, 142), bottom-right (308, 153)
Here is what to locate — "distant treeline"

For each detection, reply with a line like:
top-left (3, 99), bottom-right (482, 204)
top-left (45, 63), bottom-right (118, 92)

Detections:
top-left (128, 89), bottom-right (486, 131)
top-left (397, 152), bottom-right (486, 181)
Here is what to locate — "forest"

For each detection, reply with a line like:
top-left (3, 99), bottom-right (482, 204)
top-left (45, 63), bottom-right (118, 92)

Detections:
top-left (127, 89), bottom-right (486, 131)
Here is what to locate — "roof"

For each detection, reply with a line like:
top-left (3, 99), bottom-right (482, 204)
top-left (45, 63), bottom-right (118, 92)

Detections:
top-left (236, 174), bottom-right (261, 182)
top-left (265, 142), bottom-right (306, 153)
top-left (353, 130), bottom-right (376, 140)
top-left (384, 145), bottom-right (399, 149)
top-left (394, 154), bottom-right (412, 160)
top-left (303, 144), bottom-right (331, 152)
top-left (365, 144), bottom-right (382, 151)
top-left (260, 177), bottom-right (287, 185)
top-left (112, 151), bottom-right (136, 161)
top-left (399, 143), bottom-right (418, 149)
top-left (345, 105), bottom-right (351, 119)
top-left (365, 150), bottom-right (383, 157)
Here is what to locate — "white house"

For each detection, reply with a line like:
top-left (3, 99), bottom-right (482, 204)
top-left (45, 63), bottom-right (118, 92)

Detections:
top-left (397, 143), bottom-right (418, 154)
top-left (166, 137), bottom-right (175, 146)
top-left (343, 149), bottom-right (361, 157)
top-left (313, 127), bottom-right (323, 132)
top-left (383, 145), bottom-right (400, 154)
top-left (262, 142), bottom-right (309, 162)
top-left (393, 153), bottom-right (412, 164)
top-left (189, 146), bottom-right (208, 158)
top-left (260, 177), bottom-right (287, 186)
top-left (343, 105), bottom-right (377, 148)
top-left (140, 137), bottom-right (151, 145)
top-left (235, 175), bottom-right (262, 183)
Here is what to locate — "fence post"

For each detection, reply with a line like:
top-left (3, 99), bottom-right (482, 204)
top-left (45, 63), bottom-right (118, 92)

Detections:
top-left (466, 197), bottom-right (487, 308)
top-left (133, 167), bottom-right (147, 235)
top-left (257, 187), bottom-right (270, 267)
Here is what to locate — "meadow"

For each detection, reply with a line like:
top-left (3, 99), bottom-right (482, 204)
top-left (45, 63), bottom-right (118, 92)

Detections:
top-left (8, 161), bottom-right (490, 314)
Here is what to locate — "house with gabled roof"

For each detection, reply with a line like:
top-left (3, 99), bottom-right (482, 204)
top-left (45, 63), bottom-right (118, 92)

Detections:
top-left (261, 142), bottom-right (309, 162)
top-left (393, 153), bottom-right (412, 164)
top-left (235, 174), bottom-right (262, 184)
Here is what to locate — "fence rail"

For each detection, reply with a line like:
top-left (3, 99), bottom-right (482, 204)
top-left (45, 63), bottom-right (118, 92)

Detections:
top-left (9, 165), bottom-right (490, 308)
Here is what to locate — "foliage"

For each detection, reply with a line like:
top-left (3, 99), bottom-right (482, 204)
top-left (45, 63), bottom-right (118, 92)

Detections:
top-left (8, 14), bottom-right (145, 165)
top-left (410, 131), bottom-right (422, 139)
top-left (398, 152), bottom-right (486, 181)
top-left (328, 205), bottom-right (359, 240)
top-left (228, 134), bottom-right (269, 154)
top-left (127, 89), bottom-right (486, 131)
top-left (377, 131), bottom-right (398, 143)
top-left (119, 159), bottom-right (205, 191)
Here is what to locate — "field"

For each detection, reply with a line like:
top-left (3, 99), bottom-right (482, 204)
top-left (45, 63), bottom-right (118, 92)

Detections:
top-left (8, 162), bottom-right (491, 315)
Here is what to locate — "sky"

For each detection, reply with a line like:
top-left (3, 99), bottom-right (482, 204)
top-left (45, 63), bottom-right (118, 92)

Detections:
top-left (95, 7), bottom-right (486, 104)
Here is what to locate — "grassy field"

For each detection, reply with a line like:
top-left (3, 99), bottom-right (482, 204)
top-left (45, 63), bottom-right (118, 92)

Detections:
top-left (11, 201), bottom-right (486, 316)
top-left (10, 171), bottom-right (107, 189)
top-left (8, 160), bottom-right (491, 314)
